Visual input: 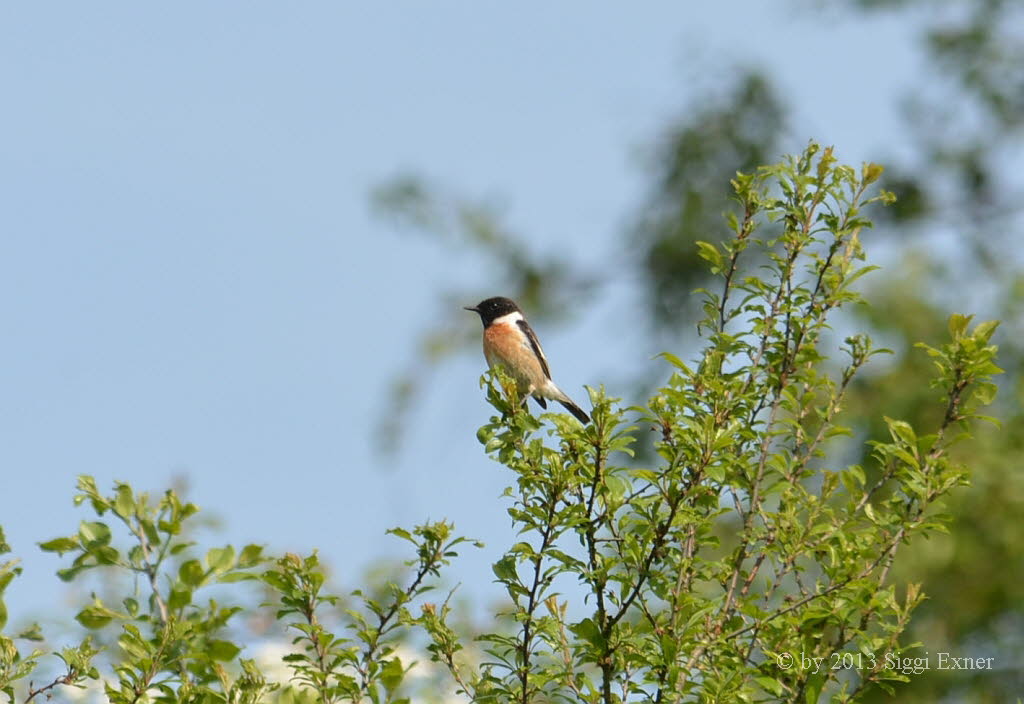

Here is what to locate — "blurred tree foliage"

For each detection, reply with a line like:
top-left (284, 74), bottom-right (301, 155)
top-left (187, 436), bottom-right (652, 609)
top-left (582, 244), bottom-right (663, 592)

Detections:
top-left (632, 72), bottom-right (784, 330)
top-left (374, 0), bottom-right (1023, 699)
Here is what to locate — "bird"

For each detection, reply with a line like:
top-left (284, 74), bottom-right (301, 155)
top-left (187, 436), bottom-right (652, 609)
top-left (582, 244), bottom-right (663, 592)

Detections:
top-left (465, 296), bottom-right (590, 424)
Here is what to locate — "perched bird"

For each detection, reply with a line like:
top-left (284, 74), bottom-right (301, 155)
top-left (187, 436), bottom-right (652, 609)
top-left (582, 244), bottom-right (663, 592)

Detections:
top-left (465, 296), bottom-right (590, 424)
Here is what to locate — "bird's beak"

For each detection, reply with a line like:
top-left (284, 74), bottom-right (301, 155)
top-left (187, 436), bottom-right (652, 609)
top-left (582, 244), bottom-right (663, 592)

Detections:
top-left (464, 305), bottom-right (478, 312)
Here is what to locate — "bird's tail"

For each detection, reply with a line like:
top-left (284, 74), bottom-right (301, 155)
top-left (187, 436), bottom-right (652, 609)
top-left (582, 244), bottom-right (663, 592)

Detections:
top-left (558, 398), bottom-right (590, 424)
top-left (540, 381), bottom-right (591, 424)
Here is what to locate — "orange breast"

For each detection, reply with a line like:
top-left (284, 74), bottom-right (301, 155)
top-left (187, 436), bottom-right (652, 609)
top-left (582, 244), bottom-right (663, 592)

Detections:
top-left (483, 323), bottom-right (546, 389)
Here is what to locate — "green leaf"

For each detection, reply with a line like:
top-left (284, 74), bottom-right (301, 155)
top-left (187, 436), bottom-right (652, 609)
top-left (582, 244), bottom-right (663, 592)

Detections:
top-left (971, 319), bottom-right (999, 342)
top-left (696, 240), bottom-right (724, 273)
top-left (491, 555), bottom-right (519, 583)
top-left (862, 161), bottom-right (884, 184)
top-left (657, 352), bottom-right (691, 372)
top-left (0, 567), bottom-right (18, 595)
top-left (78, 521), bottom-right (112, 547)
top-left (113, 484), bottom-right (135, 519)
top-left (237, 544), bottom-right (264, 568)
top-left (57, 566), bottom-right (87, 582)
top-left (38, 537), bottom-right (80, 555)
top-left (179, 559), bottom-right (206, 587)
top-left (380, 657), bottom-right (405, 693)
top-left (207, 639), bottom-right (241, 662)
top-left (168, 587), bottom-right (192, 610)
top-left (947, 313), bottom-right (971, 339)
top-left (15, 623), bottom-right (44, 641)
top-left (568, 618), bottom-right (605, 648)
top-left (704, 463), bottom-right (725, 482)
top-left (387, 527), bottom-right (413, 543)
top-left (886, 418), bottom-right (916, 446)
top-left (755, 675), bottom-right (784, 696)
top-left (205, 546), bottom-right (235, 574)
top-left (76, 603), bottom-right (120, 629)
top-left (804, 672), bottom-right (825, 703)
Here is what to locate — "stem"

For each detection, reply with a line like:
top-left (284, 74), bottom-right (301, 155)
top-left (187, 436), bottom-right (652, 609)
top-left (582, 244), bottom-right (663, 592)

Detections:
top-left (518, 497), bottom-right (559, 704)
top-left (358, 546), bottom-right (439, 698)
top-left (24, 675), bottom-right (72, 703)
top-left (128, 515), bottom-right (169, 625)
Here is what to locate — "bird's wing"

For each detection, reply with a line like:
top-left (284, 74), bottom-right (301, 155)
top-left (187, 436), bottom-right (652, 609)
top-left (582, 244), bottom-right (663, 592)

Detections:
top-left (517, 319), bottom-right (552, 380)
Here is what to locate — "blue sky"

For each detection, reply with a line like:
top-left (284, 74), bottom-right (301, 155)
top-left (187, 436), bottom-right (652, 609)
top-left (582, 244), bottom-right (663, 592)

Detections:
top-left (1, 3), bottom-right (923, 628)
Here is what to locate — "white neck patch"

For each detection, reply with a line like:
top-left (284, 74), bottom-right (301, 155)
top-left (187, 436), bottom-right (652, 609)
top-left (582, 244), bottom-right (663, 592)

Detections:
top-left (492, 311), bottom-right (524, 326)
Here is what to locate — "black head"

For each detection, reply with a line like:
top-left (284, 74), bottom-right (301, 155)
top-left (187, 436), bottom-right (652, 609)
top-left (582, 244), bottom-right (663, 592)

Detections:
top-left (464, 296), bottom-right (522, 327)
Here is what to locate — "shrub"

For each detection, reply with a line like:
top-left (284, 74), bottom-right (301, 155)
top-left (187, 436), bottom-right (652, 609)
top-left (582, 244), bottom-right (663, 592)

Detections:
top-left (0, 144), bottom-right (1000, 703)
